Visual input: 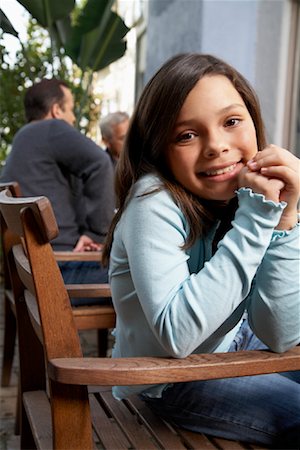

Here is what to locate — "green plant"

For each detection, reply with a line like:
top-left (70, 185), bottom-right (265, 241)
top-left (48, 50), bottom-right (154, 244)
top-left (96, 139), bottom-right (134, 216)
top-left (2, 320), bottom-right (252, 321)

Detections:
top-left (15, 0), bottom-right (129, 125)
top-left (0, 0), bottom-right (130, 161)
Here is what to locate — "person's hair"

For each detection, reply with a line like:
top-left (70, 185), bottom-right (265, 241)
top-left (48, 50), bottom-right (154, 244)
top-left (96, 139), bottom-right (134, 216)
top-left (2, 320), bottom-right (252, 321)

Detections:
top-left (24, 78), bottom-right (69, 122)
top-left (103, 53), bottom-right (267, 265)
top-left (100, 111), bottom-right (129, 141)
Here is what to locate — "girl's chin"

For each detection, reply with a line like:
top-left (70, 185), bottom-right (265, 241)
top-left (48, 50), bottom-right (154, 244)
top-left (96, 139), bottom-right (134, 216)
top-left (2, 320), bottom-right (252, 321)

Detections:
top-left (197, 187), bottom-right (238, 202)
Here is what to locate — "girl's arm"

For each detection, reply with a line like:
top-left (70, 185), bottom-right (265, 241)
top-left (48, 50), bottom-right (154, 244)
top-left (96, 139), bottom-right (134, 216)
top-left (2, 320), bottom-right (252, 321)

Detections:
top-left (238, 146), bottom-right (300, 351)
top-left (247, 222), bottom-right (300, 352)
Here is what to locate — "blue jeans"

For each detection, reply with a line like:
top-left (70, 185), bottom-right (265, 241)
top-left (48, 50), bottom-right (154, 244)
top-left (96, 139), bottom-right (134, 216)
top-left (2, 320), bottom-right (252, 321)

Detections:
top-left (58, 261), bottom-right (111, 306)
top-left (141, 319), bottom-right (300, 448)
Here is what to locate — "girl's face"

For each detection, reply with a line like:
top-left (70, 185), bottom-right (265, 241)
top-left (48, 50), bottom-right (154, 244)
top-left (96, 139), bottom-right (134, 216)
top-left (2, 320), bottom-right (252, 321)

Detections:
top-left (166, 75), bottom-right (258, 201)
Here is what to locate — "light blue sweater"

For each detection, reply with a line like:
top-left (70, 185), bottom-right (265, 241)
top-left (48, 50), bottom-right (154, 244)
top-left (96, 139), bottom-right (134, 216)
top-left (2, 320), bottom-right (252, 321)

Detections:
top-left (109, 173), bottom-right (300, 399)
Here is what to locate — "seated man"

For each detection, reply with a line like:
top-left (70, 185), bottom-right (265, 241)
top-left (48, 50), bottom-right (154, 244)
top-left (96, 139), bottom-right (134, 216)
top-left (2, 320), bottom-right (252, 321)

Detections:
top-left (0, 78), bottom-right (115, 305)
top-left (100, 111), bottom-right (129, 167)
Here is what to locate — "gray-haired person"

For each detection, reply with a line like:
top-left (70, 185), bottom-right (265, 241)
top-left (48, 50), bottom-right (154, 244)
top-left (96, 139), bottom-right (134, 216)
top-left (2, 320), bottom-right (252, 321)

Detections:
top-left (100, 111), bottom-right (129, 167)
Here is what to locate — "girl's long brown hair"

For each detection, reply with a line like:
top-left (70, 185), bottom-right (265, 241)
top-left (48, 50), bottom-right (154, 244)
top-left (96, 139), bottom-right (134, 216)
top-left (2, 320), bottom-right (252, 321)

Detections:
top-left (103, 53), bottom-right (266, 265)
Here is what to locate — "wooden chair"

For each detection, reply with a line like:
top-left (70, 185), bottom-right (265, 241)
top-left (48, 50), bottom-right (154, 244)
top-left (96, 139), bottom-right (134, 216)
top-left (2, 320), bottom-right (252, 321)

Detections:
top-left (0, 182), bottom-right (115, 390)
top-left (1, 190), bottom-right (299, 450)
top-left (0, 182), bottom-right (21, 387)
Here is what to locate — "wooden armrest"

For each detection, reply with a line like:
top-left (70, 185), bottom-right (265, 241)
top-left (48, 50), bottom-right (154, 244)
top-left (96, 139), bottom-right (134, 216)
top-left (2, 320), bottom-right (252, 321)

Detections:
top-left (54, 250), bottom-right (102, 262)
top-left (66, 284), bottom-right (111, 297)
top-left (48, 346), bottom-right (300, 386)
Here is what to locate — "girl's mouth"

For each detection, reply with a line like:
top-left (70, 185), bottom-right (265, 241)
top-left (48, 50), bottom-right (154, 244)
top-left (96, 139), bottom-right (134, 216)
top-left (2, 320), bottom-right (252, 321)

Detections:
top-left (204, 163), bottom-right (237, 177)
top-left (197, 161), bottom-right (243, 182)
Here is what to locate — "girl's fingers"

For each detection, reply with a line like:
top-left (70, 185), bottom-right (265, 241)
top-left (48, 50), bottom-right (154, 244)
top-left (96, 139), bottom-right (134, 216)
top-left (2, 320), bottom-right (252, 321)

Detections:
top-left (260, 166), bottom-right (299, 207)
top-left (260, 165), bottom-right (299, 184)
top-left (238, 168), bottom-right (284, 203)
top-left (248, 145), bottom-right (299, 173)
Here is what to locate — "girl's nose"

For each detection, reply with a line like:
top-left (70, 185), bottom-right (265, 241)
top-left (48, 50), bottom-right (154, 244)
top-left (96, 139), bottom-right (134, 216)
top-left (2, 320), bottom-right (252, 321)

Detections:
top-left (202, 131), bottom-right (229, 159)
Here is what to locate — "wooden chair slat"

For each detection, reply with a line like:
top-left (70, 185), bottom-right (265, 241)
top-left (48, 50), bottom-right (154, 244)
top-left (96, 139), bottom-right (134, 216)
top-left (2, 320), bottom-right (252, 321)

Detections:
top-left (21, 289), bottom-right (115, 345)
top-left (66, 283), bottom-right (111, 297)
top-left (74, 311), bottom-right (115, 330)
top-left (90, 393), bottom-right (132, 450)
top-left (24, 290), bottom-right (43, 343)
top-left (13, 244), bottom-right (35, 295)
top-left (210, 437), bottom-right (250, 449)
top-left (127, 395), bottom-right (188, 450)
top-left (99, 390), bottom-right (159, 450)
top-left (174, 427), bottom-right (223, 450)
top-left (1, 290), bottom-right (16, 387)
top-left (23, 391), bottom-right (53, 450)
top-left (54, 250), bottom-right (102, 262)
top-left (5, 288), bottom-right (15, 312)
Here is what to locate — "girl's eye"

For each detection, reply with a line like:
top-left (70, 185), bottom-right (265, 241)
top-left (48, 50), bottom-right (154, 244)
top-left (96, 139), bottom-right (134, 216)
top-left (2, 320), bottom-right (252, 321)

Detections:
top-left (176, 132), bottom-right (197, 142)
top-left (225, 118), bottom-right (240, 127)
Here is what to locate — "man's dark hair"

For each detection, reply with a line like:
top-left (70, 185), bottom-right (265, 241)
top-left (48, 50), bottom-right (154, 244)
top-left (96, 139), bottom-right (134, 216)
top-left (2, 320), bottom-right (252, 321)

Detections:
top-left (24, 78), bottom-right (69, 122)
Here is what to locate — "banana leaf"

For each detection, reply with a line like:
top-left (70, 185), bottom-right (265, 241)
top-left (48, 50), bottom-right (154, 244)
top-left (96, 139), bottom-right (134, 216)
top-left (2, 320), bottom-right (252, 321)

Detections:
top-left (15, 0), bottom-right (130, 72)
top-left (64, 0), bottom-right (130, 71)
top-left (16, 0), bottom-right (75, 28)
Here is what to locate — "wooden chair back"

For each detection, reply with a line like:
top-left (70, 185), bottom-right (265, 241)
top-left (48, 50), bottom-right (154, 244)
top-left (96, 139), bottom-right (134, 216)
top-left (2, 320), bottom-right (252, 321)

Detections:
top-left (0, 188), bottom-right (299, 450)
top-left (0, 181), bottom-right (22, 294)
top-left (0, 182), bottom-right (23, 389)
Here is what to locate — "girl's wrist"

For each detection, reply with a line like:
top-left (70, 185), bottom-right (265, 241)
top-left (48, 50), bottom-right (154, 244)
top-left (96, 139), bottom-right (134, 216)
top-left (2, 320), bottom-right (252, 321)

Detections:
top-left (275, 211), bottom-right (298, 231)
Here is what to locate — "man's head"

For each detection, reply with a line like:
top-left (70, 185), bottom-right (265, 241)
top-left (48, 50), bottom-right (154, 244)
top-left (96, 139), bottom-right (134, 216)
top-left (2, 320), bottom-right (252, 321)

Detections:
top-left (100, 111), bottom-right (129, 160)
top-left (24, 78), bottom-right (76, 126)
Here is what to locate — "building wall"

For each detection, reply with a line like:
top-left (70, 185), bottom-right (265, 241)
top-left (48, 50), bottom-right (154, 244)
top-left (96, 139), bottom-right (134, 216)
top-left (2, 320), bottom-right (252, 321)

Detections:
top-left (144, 0), bottom-right (297, 149)
top-left (201, 1), bottom-right (257, 84)
top-left (145, 0), bottom-right (203, 79)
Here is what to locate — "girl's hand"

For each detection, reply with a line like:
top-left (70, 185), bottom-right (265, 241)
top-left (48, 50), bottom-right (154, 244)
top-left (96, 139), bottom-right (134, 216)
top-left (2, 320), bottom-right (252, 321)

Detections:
top-left (246, 145), bottom-right (300, 230)
top-left (238, 165), bottom-right (284, 203)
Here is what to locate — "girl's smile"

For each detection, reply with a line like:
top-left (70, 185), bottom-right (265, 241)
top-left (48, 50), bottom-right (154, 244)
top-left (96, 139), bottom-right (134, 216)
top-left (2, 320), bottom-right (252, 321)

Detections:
top-left (198, 161), bottom-right (243, 179)
top-left (167, 75), bottom-right (258, 201)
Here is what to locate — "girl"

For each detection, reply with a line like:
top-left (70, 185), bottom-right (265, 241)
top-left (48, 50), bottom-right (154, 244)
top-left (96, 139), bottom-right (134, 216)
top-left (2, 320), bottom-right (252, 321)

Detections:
top-left (103, 54), bottom-right (300, 447)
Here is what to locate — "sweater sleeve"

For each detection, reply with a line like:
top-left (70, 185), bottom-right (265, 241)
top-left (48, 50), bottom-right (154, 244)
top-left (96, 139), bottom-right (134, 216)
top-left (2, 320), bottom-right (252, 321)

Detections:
top-left (247, 222), bottom-right (300, 352)
top-left (120, 185), bottom-right (288, 358)
top-left (50, 121), bottom-right (115, 242)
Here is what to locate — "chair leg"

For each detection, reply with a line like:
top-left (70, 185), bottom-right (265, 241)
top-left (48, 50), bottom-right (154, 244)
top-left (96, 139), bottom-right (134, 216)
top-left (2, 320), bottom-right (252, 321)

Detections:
top-left (97, 329), bottom-right (109, 356)
top-left (1, 296), bottom-right (17, 387)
